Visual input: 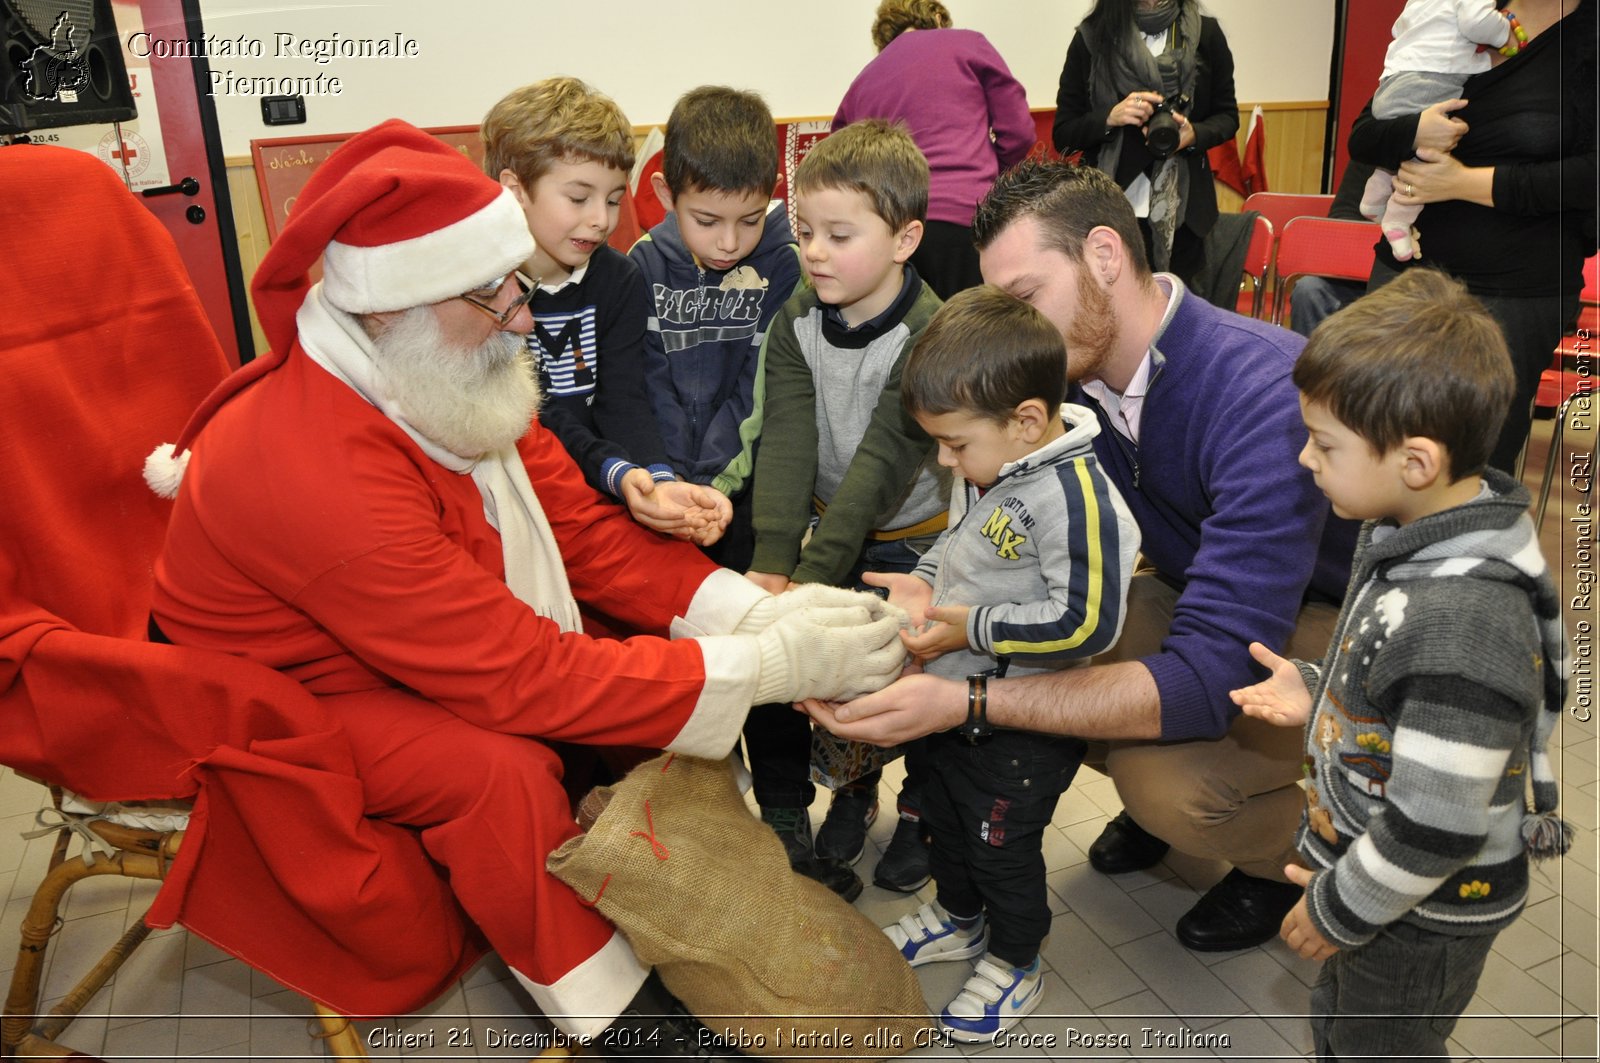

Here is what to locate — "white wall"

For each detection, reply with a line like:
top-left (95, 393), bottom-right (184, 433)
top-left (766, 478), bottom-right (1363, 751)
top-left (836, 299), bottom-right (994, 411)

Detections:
top-left (192, 0), bottom-right (1336, 158)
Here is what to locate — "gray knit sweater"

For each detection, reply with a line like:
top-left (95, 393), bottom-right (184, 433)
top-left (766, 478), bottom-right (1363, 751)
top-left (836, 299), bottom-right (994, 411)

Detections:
top-left (749, 275), bottom-right (947, 585)
top-left (1295, 471), bottom-right (1568, 947)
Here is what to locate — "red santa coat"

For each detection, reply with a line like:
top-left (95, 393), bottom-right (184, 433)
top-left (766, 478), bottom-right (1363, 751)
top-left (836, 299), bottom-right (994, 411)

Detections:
top-left (0, 142), bottom-right (506, 1021)
top-left (151, 342), bottom-right (763, 1013)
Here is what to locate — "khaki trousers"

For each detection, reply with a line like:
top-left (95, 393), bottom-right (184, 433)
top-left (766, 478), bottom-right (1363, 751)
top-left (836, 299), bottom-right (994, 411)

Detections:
top-left (1088, 573), bottom-right (1339, 882)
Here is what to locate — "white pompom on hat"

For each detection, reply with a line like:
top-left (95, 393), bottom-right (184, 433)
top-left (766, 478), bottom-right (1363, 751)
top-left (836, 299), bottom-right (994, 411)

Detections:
top-left (145, 118), bottom-right (534, 497)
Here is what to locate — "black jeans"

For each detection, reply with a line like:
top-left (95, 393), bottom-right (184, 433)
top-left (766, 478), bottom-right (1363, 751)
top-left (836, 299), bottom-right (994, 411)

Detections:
top-left (922, 729), bottom-right (1084, 967)
top-left (745, 536), bottom-right (935, 810)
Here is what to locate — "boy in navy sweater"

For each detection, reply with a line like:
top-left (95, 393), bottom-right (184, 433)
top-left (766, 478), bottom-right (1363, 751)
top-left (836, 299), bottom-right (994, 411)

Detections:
top-left (629, 85), bottom-right (802, 569)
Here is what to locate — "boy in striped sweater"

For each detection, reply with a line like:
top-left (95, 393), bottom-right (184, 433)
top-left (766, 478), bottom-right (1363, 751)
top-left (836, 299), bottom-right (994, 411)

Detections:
top-left (1230, 269), bottom-right (1570, 1062)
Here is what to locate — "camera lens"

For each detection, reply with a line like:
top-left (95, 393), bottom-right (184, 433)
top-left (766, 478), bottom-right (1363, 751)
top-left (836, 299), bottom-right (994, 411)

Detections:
top-left (1146, 108), bottom-right (1181, 159)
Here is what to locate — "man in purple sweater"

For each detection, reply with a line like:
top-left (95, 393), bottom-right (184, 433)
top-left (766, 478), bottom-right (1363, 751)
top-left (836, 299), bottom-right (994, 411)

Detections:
top-left (809, 160), bottom-right (1358, 952)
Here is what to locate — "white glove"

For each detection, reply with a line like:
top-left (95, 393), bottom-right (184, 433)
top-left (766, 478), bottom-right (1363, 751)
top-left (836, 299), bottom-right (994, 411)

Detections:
top-left (752, 605), bottom-right (907, 704)
top-left (734, 582), bottom-right (907, 635)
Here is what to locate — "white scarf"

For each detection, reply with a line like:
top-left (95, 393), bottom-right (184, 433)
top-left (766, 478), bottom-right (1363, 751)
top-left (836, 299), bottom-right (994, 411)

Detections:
top-left (296, 286), bottom-right (582, 634)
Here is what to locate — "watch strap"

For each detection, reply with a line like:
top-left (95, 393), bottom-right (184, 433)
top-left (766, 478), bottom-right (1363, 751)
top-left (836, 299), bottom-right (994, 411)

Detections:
top-left (961, 672), bottom-right (993, 740)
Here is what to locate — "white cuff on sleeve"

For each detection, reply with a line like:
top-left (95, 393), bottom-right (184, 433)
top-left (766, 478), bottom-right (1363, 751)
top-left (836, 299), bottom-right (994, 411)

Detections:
top-left (512, 932), bottom-right (649, 1040)
top-left (678, 567), bottom-right (773, 637)
top-left (665, 635), bottom-right (761, 758)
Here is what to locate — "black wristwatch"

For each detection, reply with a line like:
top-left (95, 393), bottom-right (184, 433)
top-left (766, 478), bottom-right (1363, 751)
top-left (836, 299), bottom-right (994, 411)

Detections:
top-left (960, 672), bottom-right (994, 741)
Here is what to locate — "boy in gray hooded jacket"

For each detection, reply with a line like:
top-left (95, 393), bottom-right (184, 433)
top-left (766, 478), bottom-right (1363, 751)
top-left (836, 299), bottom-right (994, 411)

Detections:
top-left (869, 286), bottom-right (1139, 1044)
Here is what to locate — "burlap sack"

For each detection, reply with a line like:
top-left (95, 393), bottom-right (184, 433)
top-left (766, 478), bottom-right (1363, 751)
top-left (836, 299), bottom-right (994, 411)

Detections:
top-left (548, 753), bottom-right (931, 1061)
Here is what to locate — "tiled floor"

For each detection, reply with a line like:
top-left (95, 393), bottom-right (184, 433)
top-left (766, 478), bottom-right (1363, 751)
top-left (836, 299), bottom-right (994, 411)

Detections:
top-left (1, 414), bottom-right (1594, 1062)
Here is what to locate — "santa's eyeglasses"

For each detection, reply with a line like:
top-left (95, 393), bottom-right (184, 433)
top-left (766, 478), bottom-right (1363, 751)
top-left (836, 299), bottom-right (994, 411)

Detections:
top-left (457, 273), bottom-right (536, 327)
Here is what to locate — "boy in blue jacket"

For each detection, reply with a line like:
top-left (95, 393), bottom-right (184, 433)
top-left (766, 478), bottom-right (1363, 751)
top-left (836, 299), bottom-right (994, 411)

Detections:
top-left (630, 85), bottom-right (803, 569)
top-left (631, 86), bottom-right (850, 894)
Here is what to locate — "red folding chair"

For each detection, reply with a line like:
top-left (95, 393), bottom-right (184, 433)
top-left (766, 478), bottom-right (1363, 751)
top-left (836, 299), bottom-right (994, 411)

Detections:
top-left (1241, 193), bottom-right (1335, 320)
top-left (1270, 216), bottom-right (1381, 326)
top-left (1535, 254), bottom-right (1598, 529)
top-left (1241, 192), bottom-right (1335, 234)
top-left (1537, 254), bottom-right (1599, 409)
top-left (1236, 213), bottom-right (1274, 319)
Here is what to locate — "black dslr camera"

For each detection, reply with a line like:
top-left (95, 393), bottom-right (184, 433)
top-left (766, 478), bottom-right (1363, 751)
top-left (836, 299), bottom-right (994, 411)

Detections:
top-left (1144, 92), bottom-right (1192, 159)
top-left (1144, 53), bottom-right (1191, 160)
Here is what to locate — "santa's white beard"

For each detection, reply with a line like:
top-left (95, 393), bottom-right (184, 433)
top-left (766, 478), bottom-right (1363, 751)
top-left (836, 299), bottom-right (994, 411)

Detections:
top-left (368, 307), bottom-right (541, 457)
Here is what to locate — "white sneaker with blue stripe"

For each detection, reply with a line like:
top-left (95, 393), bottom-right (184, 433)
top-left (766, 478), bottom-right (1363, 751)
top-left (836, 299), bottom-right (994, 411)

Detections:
top-left (940, 954), bottom-right (1043, 1043)
top-left (883, 902), bottom-right (987, 967)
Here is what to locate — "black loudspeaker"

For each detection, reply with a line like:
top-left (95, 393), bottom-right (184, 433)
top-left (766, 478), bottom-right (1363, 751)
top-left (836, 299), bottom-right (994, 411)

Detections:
top-left (1, 0), bottom-right (136, 133)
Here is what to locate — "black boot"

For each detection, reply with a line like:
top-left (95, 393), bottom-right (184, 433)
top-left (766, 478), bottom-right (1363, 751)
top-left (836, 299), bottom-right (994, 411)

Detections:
top-left (600, 970), bottom-right (735, 1059)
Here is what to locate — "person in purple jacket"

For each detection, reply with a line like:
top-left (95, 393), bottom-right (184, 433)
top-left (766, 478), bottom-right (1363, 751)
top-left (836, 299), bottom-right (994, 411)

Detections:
top-left (808, 160), bottom-right (1360, 954)
top-left (833, 0), bottom-right (1035, 299)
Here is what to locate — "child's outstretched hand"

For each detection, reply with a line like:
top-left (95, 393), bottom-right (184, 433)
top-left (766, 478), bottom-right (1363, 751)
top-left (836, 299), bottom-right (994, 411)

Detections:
top-left (1229, 641), bottom-right (1312, 727)
top-left (621, 473), bottom-right (732, 546)
top-left (860, 571), bottom-right (933, 627)
top-left (1279, 864), bottom-right (1339, 962)
top-left (900, 604), bottom-right (971, 664)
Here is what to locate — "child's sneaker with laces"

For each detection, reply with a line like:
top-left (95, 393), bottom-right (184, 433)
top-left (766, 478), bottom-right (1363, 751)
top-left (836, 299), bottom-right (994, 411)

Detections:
top-left (815, 783), bottom-right (878, 863)
top-left (883, 902), bottom-right (987, 967)
top-left (940, 954), bottom-right (1043, 1043)
top-left (760, 805), bottom-right (862, 900)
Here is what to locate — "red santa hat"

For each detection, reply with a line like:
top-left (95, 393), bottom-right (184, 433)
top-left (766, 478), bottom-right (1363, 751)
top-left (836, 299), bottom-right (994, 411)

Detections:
top-left (146, 118), bottom-right (533, 497)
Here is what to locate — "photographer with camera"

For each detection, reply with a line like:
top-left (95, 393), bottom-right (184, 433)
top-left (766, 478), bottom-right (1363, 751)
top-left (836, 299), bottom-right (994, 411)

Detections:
top-left (1052, 0), bottom-right (1238, 285)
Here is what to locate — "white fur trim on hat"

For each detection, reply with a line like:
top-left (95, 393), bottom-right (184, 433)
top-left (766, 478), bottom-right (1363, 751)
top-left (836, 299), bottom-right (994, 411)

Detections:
top-left (320, 188), bottom-right (533, 315)
top-left (143, 442), bottom-right (189, 499)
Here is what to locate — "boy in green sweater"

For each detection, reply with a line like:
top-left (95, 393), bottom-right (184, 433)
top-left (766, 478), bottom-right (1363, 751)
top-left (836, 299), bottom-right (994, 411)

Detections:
top-left (746, 119), bottom-right (946, 899)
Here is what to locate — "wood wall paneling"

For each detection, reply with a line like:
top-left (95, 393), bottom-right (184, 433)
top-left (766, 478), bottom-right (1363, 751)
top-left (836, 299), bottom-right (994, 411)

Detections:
top-left (223, 102), bottom-right (1327, 355)
top-left (1213, 102), bottom-right (1329, 214)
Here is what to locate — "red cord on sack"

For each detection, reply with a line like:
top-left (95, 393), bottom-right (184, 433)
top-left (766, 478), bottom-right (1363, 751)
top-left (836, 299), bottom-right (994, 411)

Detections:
top-left (660, 753), bottom-right (676, 772)
top-left (576, 873), bottom-right (612, 907)
top-left (628, 800), bottom-right (671, 860)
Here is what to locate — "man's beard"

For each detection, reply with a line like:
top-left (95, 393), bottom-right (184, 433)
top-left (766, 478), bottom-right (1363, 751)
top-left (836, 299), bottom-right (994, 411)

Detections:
top-left (368, 307), bottom-right (541, 457)
top-left (1065, 261), bottom-right (1119, 383)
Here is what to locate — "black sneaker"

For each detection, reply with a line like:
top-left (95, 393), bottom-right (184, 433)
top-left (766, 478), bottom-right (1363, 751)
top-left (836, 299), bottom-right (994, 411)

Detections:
top-left (761, 804), bottom-right (864, 901)
top-left (815, 784), bottom-right (879, 864)
top-left (759, 805), bottom-right (816, 868)
top-left (601, 971), bottom-right (737, 1059)
top-left (872, 814), bottom-right (931, 892)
